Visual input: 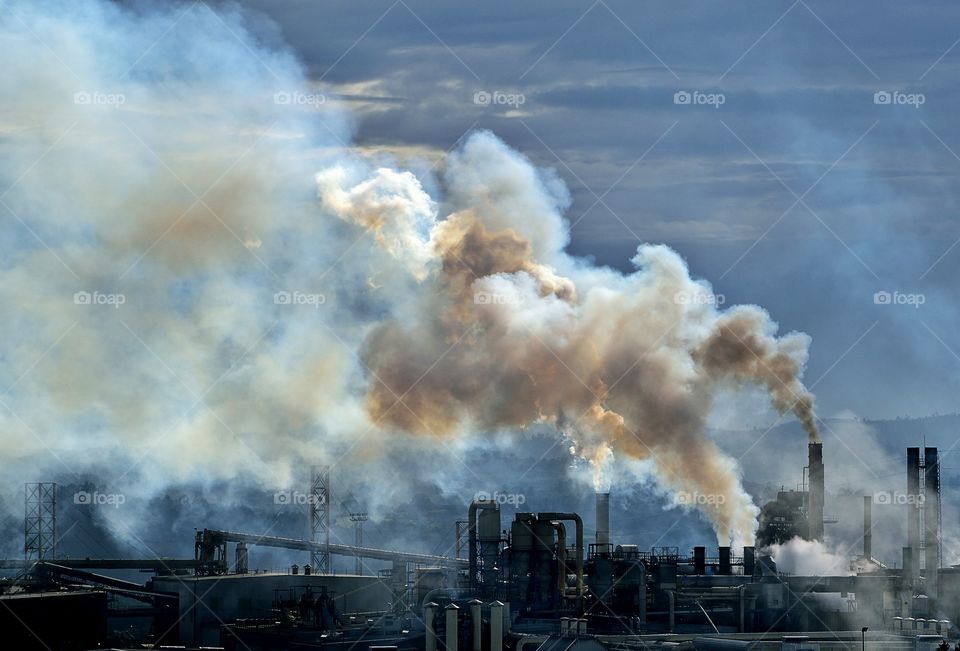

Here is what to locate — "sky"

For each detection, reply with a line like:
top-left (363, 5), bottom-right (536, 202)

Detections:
top-left (229, 0), bottom-right (960, 421)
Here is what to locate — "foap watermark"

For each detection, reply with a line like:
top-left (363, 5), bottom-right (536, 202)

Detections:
top-left (874, 490), bottom-right (924, 506)
top-left (873, 90), bottom-right (925, 108)
top-left (274, 90), bottom-right (326, 108)
top-left (74, 291), bottom-right (125, 308)
top-left (473, 90), bottom-right (526, 109)
top-left (674, 291), bottom-right (725, 307)
top-left (475, 490), bottom-right (526, 506)
top-left (674, 491), bottom-right (726, 506)
top-left (74, 90), bottom-right (126, 108)
top-left (474, 290), bottom-right (522, 306)
top-left (873, 290), bottom-right (925, 308)
top-left (274, 290), bottom-right (325, 308)
top-left (274, 490), bottom-right (325, 506)
top-left (74, 490), bottom-right (126, 508)
top-left (674, 90), bottom-right (725, 108)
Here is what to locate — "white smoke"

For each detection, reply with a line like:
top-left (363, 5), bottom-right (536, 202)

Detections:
top-left (0, 0), bottom-right (821, 550)
top-left (768, 536), bottom-right (853, 576)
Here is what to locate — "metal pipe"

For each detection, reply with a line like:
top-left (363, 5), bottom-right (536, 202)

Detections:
top-left (469, 600), bottom-right (481, 651)
top-left (595, 492), bottom-right (610, 546)
top-left (808, 443), bottom-right (824, 541)
top-left (548, 521), bottom-right (567, 595)
top-left (445, 603), bottom-right (459, 651)
top-left (863, 495), bottom-right (872, 560)
top-left (490, 601), bottom-right (504, 651)
top-left (924, 447), bottom-right (940, 596)
top-left (425, 602), bottom-right (438, 651)
top-left (536, 512), bottom-right (584, 597)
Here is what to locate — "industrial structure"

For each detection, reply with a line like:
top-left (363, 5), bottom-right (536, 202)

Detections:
top-left (2, 443), bottom-right (958, 650)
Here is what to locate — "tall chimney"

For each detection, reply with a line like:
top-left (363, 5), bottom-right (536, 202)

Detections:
top-left (924, 447), bottom-right (940, 596)
top-left (863, 495), bottom-right (872, 560)
top-left (808, 443), bottom-right (824, 541)
top-left (595, 492), bottom-right (610, 546)
top-left (907, 447), bottom-right (921, 584)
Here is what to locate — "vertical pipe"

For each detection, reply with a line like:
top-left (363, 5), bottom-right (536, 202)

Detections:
top-left (425, 603), bottom-right (438, 651)
top-left (743, 546), bottom-right (755, 576)
top-left (469, 600), bottom-right (482, 651)
top-left (863, 495), bottom-right (872, 560)
top-left (718, 547), bottom-right (731, 575)
top-left (907, 447), bottom-right (921, 584)
top-left (924, 447), bottom-right (940, 596)
top-left (693, 546), bottom-right (706, 574)
top-left (490, 602), bottom-right (503, 651)
top-left (595, 493), bottom-right (610, 546)
top-left (445, 603), bottom-right (459, 651)
top-left (808, 443), bottom-right (824, 540)
top-left (668, 591), bottom-right (675, 633)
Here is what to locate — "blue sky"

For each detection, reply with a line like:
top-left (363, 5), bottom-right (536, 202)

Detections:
top-left (222, 0), bottom-right (960, 420)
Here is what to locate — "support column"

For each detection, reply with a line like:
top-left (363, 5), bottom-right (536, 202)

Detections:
top-left (490, 601), bottom-right (504, 651)
top-left (425, 602), bottom-right (438, 651)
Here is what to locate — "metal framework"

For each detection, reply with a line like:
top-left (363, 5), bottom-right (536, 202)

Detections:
top-left (309, 466), bottom-right (330, 574)
top-left (24, 483), bottom-right (56, 562)
top-left (349, 512), bottom-right (368, 575)
top-left (455, 519), bottom-right (469, 559)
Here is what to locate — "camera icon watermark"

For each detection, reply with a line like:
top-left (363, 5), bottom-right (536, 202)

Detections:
top-left (74, 490), bottom-right (126, 508)
top-left (674, 491), bottom-right (726, 506)
top-left (873, 90), bottom-right (925, 108)
top-left (274, 290), bottom-right (325, 309)
top-left (474, 490), bottom-right (526, 506)
top-left (674, 90), bottom-right (725, 108)
top-left (874, 490), bottom-right (924, 506)
top-left (474, 291), bottom-right (522, 306)
top-left (674, 291), bottom-right (725, 307)
top-left (274, 90), bottom-right (326, 108)
top-left (73, 90), bottom-right (126, 108)
top-left (473, 89), bottom-right (526, 109)
top-left (274, 490), bottom-right (324, 506)
top-left (74, 291), bottom-right (125, 309)
top-left (873, 290), bottom-right (925, 308)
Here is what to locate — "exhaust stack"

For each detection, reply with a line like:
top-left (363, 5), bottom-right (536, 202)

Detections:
top-left (924, 447), bottom-right (940, 596)
top-left (595, 492), bottom-right (610, 546)
top-left (808, 442), bottom-right (824, 541)
top-left (863, 495), bottom-right (872, 560)
top-left (907, 447), bottom-right (921, 584)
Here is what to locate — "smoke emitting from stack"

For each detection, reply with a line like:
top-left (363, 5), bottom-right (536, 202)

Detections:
top-left (0, 0), bottom-right (822, 549)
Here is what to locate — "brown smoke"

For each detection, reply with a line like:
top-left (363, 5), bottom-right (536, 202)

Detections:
top-left (318, 132), bottom-right (821, 545)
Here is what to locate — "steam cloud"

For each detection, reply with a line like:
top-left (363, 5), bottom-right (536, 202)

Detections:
top-left (1, 0), bottom-right (819, 550)
top-left (318, 134), bottom-right (820, 546)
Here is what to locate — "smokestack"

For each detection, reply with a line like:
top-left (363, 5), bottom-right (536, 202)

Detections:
top-left (718, 546), bottom-right (731, 575)
top-left (924, 447), bottom-right (940, 596)
top-left (743, 546), bottom-right (755, 576)
top-left (595, 492), bottom-right (610, 546)
top-left (693, 546), bottom-right (706, 575)
top-left (807, 442), bottom-right (824, 541)
top-left (863, 495), bottom-right (872, 560)
top-left (907, 447), bottom-right (921, 584)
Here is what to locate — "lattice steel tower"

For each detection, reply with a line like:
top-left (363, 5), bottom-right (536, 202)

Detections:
top-left (310, 466), bottom-right (330, 573)
top-left (349, 512), bottom-right (368, 575)
top-left (24, 482), bottom-right (56, 561)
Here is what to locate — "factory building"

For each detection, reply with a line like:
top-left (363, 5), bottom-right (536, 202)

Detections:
top-left (1, 443), bottom-right (957, 650)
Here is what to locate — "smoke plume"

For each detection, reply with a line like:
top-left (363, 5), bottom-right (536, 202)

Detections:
top-left (318, 133), bottom-right (820, 545)
top-left (0, 0), bottom-right (819, 550)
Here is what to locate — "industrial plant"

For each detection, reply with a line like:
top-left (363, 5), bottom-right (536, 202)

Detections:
top-left (2, 444), bottom-right (957, 651)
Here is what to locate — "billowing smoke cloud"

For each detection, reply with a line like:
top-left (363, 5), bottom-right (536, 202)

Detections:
top-left (768, 537), bottom-right (853, 576)
top-left (0, 0), bottom-right (819, 551)
top-left (318, 133), bottom-right (820, 546)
